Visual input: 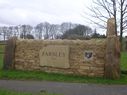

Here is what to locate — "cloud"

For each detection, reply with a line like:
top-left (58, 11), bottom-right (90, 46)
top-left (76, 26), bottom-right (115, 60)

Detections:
top-left (0, 0), bottom-right (91, 26)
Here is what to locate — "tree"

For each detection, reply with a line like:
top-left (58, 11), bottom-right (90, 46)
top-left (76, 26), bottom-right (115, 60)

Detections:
top-left (42, 22), bottom-right (51, 39)
top-left (86, 0), bottom-right (127, 46)
top-left (61, 25), bottom-right (93, 39)
top-left (60, 23), bottom-right (77, 35)
top-left (92, 29), bottom-right (106, 38)
top-left (7, 26), bottom-right (20, 38)
top-left (35, 22), bottom-right (52, 39)
top-left (34, 22), bottom-right (78, 40)
top-left (20, 25), bottom-right (33, 39)
top-left (48, 24), bottom-right (59, 39)
top-left (119, 0), bottom-right (127, 45)
top-left (35, 23), bottom-right (44, 39)
top-left (14, 26), bottom-right (20, 37)
top-left (8, 26), bottom-right (13, 39)
top-left (26, 34), bottom-right (34, 39)
top-left (0, 26), bottom-right (8, 40)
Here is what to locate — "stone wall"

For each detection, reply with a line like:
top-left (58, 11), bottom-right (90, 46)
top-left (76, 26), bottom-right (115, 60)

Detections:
top-left (14, 39), bottom-right (106, 77)
top-left (3, 18), bottom-right (120, 79)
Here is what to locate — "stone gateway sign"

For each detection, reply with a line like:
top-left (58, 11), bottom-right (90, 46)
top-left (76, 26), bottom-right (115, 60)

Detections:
top-left (4, 18), bottom-right (120, 79)
top-left (39, 45), bottom-right (70, 68)
top-left (8, 38), bottom-right (117, 78)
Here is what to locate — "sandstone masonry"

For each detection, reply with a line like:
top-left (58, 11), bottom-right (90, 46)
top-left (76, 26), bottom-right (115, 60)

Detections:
top-left (14, 39), bottom-right (106, 77)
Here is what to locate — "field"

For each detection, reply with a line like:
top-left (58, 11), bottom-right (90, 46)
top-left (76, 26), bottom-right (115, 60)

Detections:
top-left (0, 45), bottom-right (127, 84)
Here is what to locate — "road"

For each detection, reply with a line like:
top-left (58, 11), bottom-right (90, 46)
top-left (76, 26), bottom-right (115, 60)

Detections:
top-left (0, 80), bottom-right (127, 95)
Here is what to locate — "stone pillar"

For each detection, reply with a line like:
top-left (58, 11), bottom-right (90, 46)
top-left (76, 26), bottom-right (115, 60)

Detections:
top-left (3, 37), bottom-right (16, 70)
top-left (104, 18), bottom-right (120, 79)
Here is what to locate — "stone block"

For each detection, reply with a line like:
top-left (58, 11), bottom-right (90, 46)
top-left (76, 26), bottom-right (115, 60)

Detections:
top-left (39, 45), bottom-right (70, 68)
top-left (80, 66), bottom-right (90, 70)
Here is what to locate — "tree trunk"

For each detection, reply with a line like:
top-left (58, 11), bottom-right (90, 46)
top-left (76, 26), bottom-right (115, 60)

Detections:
top-left (119, 0), bottom-right (124, 51)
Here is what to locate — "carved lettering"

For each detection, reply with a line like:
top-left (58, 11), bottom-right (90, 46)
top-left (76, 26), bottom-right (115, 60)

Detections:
top-left (41, 51), bottom-right (65, 57)
top-left (39, 45), bottom-right (70, 68)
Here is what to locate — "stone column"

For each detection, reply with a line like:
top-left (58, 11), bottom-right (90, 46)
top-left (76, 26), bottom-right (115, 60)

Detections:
top-left (104, 18), bottom-right (120, 79)
top-left (3, 37), bottom-right (16, 70)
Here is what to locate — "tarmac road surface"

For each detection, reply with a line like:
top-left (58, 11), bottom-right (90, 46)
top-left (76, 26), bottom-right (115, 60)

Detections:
top-left (0, 80), bottom-right (127, 95)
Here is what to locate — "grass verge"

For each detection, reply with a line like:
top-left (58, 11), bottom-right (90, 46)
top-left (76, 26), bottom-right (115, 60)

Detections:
top-left (120, 52), bottom-right (127, 71)
top-left (0, 89), bottom-right (60, 95)
top-left (0, 69), bottom-right (127, 85)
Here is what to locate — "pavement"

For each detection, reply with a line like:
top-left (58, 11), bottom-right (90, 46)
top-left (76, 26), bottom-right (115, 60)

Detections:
top-left (0, 79), bottom-right (127, 95)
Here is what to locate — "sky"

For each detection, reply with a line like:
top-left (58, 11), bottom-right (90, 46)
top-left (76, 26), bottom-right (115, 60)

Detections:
top-left (0, 0), bottom-right (93, 26)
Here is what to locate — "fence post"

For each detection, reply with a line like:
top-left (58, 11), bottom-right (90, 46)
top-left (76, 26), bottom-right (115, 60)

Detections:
top-left (3, 37), bottom-right (16, 70)
top-left (104, 18), bottom-right (120, 79)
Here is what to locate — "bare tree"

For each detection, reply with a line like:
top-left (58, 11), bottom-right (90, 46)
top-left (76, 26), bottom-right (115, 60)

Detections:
top-left (35, 22), bottom-right (52, 39)
top-left (42, 22), bottom-right (51, 39)
top-left (14, 26), bottom-right (20, 37)
top-left (86, 0), bottom-right (127, 44)
top-left (8, 26), bottom-right (15, 39)
top-left (60, 22), bottom-right (77, 35)
top-left (119, 0), bottom-right (127, 44)
top-left (35, 22), bottom-right (78, 39)
top-left (20, 25), bottom-right (33, 39)
top-left (0, 26), bottom-right (8, 40)
top-left (35, 23), bottom-right (44, 39)
top-left (49, 24), bottom-right (59, 39)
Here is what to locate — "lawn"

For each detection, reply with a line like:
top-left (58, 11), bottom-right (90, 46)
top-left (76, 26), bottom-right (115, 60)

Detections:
top-left (0, 89), bottom-right (60, 95)
top-left (0, 44), bottom-right (5, 53)
top-left (0, 45), bottom-right (127, 84)
top-left (0, 45), bottom-right (4, 69)
top-left (120, 52), bottom-right (127, 70)
top-left (0, 54), bottom-right (3, 69)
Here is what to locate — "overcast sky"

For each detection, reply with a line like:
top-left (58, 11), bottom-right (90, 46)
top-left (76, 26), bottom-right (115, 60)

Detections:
top-left (0, 0), bottom-right (93, 26)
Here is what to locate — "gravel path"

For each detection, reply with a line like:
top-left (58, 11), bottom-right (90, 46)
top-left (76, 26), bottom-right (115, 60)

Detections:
top-left (0, 80), bottom-right (127, 95)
